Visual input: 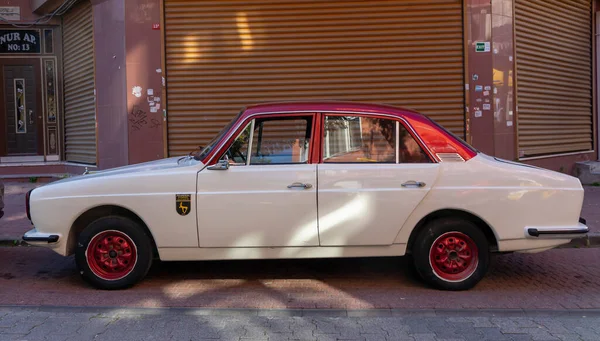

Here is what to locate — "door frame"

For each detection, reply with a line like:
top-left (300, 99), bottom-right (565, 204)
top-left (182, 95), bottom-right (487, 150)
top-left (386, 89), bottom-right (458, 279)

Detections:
top-left (0, 58), bottom-right (44, 157)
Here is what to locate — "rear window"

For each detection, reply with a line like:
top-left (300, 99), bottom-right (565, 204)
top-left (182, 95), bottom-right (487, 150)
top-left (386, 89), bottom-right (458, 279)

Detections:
top-left (426, 117), bottom-right (479, 154)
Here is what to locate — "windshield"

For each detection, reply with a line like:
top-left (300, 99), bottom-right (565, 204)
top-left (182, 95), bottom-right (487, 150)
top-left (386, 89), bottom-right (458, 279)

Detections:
top-left (194, 110), bottom-right (243, 161)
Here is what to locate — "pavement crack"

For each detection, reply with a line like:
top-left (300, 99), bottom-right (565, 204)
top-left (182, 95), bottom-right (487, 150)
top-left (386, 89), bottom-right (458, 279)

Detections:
top-left (356, 320), bottom-right (390, 337)
top-left (22, 318), bottom-right (49, 336)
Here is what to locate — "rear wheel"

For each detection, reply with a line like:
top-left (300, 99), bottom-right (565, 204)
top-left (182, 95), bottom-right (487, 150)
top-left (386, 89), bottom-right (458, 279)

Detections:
top-left (412, 218), bottom-right (490, 290)
top-left (75, 216), bottom-right (153, 290)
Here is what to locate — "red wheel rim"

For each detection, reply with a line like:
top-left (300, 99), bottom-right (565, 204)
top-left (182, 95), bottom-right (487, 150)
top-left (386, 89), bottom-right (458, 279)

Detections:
top-left (429, 232), bottom-right (478, 282)
top-left (86, 230), bottom-right (137, 281)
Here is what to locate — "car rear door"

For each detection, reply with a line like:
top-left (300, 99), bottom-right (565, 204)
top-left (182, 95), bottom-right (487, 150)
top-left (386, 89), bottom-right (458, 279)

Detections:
top-left (317, 113), bottom-right (440, 246)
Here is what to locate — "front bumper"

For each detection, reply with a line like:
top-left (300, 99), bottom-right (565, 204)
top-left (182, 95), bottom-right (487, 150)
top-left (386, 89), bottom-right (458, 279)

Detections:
top-left (22, 228), bottom-right (59, 243)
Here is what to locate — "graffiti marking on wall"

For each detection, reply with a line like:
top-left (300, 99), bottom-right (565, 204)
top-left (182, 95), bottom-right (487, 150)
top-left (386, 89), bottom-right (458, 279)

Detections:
top-left (130, 106), bottom-right (148, 131)
top-left (130, 105), bottom-right (162, 131)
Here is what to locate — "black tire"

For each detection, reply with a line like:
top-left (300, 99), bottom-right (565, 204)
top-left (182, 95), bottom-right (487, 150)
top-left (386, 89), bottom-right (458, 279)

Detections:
top-left (75, 216), bottom-right (153, 290)
top-left (412, 218), bottom-right (490, 291)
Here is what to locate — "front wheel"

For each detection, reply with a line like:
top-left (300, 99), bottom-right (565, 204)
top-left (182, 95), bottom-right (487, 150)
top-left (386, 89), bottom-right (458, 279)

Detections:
top-left (412, 218), bottom-right (490, 291)
top-left (75, 216), bottom-right (153, 290)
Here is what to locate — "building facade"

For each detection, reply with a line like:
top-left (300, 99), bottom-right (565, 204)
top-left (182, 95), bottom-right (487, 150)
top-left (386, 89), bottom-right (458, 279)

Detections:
top-left (0, 0), bottom-right (597, 176)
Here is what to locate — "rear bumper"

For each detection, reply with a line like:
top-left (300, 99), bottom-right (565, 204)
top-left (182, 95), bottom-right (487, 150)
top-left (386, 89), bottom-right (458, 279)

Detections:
top-left (526, 222), bottom-right (589, 238)
top-left (22, 228), bottom-right (59, 243)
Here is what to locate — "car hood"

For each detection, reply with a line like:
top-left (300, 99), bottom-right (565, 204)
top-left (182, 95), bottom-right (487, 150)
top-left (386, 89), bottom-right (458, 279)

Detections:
top-left (46, 156), bottom-right (203, 186)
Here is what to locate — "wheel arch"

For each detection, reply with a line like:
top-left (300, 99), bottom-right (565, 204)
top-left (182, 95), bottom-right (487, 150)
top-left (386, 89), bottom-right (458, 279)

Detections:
top-left (66, 205), bottom-right (159, 258)
top-left (406, 209), bottom-right (499, 254)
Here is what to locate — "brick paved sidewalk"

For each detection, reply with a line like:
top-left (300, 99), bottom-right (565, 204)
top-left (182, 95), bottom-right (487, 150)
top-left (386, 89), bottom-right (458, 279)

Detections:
top-left (1, 306), bottom-right (600, 341)
top-left (2, 181), bottom-right (600, 241)
top-left (581, 186), bottom-right (600, 233)
top-left (2, 245), bottom-right (600, 310)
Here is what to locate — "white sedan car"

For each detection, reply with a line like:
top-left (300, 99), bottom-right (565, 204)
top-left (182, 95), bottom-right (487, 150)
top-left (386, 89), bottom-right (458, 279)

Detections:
top-left (23, 101), bottom-right (588, 291)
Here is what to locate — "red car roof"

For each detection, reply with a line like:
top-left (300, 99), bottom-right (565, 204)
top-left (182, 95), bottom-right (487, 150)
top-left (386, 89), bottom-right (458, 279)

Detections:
top-left (243, 101), bottom-right (424, 121)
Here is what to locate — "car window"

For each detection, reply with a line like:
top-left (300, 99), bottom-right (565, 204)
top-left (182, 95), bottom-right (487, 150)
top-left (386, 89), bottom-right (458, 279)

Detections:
top-left (219, 116), bottom-right (312, 165)
top-left (323, 116), bottom-right (395, 163)
top-left (250, 117), bottom-right (311, 165)
top-left (222, 121), bottom-right (252, 166)
top-left (398, 125), bottom-right (432, 163)
top-left (323, 115), bottom-right (431, 164)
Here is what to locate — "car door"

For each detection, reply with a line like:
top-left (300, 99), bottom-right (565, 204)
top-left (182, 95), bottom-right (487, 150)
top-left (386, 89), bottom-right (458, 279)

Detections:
top-left (317, 113), bottom-right (440, 246)
top-left (196, 114), bottom-right (319, 247)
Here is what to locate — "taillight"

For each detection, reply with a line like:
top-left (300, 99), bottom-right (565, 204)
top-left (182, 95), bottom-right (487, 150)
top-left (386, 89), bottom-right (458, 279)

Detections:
top-left (25, 189), bottom-right (32, 221)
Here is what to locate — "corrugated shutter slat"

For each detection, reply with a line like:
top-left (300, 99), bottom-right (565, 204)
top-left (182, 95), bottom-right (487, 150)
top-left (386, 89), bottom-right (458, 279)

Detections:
top-left (62, 0), bottom-right (96, 164)
top-left (515, 0), bottom-right (593, 157)
top-left (164, 0), bottom-right (465, 156)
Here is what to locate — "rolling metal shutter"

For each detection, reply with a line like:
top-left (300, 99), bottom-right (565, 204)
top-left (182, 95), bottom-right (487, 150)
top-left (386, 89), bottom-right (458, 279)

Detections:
top-left (164, 0), bottom-right (466, 156)
top-left (515, 0), bottom-right (593, 157)
top-left (62, 0), bottom-right (97, 164)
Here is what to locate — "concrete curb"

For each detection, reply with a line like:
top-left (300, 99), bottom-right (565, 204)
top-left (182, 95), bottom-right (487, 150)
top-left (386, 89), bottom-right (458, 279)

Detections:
top-left (2, 304), bottom-right (600, 317)
top-left (2, 232), bottom-right (600, 248)
top-left (0, 237), bottom-right (28, 247)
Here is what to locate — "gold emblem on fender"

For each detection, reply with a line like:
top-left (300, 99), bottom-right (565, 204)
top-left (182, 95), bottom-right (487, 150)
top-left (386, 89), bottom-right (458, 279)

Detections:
top-left (175, 194), bottom-right (191, 216)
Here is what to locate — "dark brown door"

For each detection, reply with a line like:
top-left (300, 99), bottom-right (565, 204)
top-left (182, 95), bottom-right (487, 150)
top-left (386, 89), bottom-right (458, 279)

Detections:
top-left (1, 63), bottom-right (42, 156)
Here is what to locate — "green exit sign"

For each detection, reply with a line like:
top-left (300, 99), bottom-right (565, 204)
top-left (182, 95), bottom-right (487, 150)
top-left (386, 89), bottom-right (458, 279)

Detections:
top-left (476, 42), bottom-right (490, 52)
top-left (475, 41), bottom-right (490, 52)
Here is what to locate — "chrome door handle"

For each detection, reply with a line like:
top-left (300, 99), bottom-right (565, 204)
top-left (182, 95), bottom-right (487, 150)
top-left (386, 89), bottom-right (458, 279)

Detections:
top-left (287, 182), bottom-right (312, 189)
top-left (401, 181), bottom-right (425, 188)
top-left (28, 110), bottom-right (33, 125)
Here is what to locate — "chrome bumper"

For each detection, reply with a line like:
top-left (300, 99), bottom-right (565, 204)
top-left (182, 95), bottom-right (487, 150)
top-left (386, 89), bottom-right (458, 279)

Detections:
top-left (23, 228), bottom-right (59, 243)
top-left (526, 223), bottom-right (589, 238)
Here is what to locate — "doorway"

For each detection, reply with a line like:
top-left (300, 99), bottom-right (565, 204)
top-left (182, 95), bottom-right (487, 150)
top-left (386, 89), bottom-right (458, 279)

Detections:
top-left (0, 60), bottom-right (43, 159)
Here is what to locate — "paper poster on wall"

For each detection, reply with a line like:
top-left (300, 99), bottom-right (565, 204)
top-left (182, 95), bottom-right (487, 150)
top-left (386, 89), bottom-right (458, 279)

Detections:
top-left (132, 86), bottom-right (142, 98)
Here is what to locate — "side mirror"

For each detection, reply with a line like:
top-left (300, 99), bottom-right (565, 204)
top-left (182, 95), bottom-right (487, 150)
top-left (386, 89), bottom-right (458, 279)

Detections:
top-left (207, 156), bottom-right (230, 170)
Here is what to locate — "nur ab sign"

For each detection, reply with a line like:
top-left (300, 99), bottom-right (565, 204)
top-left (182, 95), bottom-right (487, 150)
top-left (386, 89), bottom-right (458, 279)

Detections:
top-left (0, 30), bottom-right (40, 54)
